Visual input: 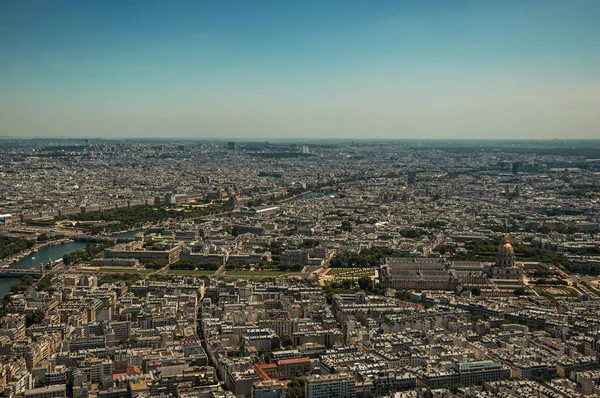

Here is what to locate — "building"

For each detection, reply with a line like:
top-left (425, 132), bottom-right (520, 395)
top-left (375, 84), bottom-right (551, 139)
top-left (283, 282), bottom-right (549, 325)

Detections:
top-left (490, 234), bottom-right (524, 281)
top-left (379, 235), bottom-right (524, 295)
top-left (252, 379), bottom-right (285, 398)
top-left (23, 384), bottom-right (67, 398)
top-left (0, 214), bottom-right (11, 226)
top-left (104, 243), bottom-right (182, 265)
top-left (276, 357), bottom-right (310, 379)
top-left (455, 361), bottom-right (510, 385)
top-left (305, 373), bottom-right (355, 398)
top-left (379, 258), bottom-right (458, 291)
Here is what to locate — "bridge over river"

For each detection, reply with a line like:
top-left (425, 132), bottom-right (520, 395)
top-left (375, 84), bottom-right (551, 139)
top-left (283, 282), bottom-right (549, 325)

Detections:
top-left (0, 268), bottom-right (42, 278)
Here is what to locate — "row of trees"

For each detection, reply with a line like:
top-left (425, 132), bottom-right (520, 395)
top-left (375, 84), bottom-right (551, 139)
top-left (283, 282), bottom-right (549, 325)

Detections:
top-left (0, 236), bottom-right (35, 259)
top-left (276, 262), bottom-right (303, 272)
top-left (329, 247), bottom-right (394, 268)
top-left (170, 261), bottom-right (221, 271)
top-left (450, 237), bottom-right (600, 275)
top-left (37, 275), bottom-right (53, 292)
top-left (63, 242), bottom-right (113, 265)
top-left (145, 259), bottom-right (168, 270)
top-left (66, 203), bottom-right (226, 233)
top-left (10, 274), bottom-right (41, 294)
top-left (98, 272), bottom-right (144, 287)
top-left (534, 279), bottom-right (568, 286)
top-left (225, 260), bottom-right (303, 272)
top-left (399, 229), bottom-right (428, 239)
top-left (323, 276), bottom-right (382, 299)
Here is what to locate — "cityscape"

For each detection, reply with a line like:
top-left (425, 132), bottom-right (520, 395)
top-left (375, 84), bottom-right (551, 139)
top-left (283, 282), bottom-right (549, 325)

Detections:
top-left (0, 139), bottom-right (599, 398)
top-left (2, 0), bottom-right (600, 397)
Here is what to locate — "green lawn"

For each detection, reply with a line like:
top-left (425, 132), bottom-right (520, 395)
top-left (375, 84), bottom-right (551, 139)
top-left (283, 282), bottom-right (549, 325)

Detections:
top-left (167, 269), bottom-right (215, 276)
top-left (226, 270), bottom-right (290, 276)
top-left (96, 268), bottom-right (153, 274)
top-left (534, 286), bottom-right (579, 298)
top-left (328, 268), bottom-right (374, 276)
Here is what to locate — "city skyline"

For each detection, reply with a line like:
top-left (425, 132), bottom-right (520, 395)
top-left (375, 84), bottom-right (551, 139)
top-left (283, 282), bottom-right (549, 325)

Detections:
top-left (1, 0), bottom-right (599, 140)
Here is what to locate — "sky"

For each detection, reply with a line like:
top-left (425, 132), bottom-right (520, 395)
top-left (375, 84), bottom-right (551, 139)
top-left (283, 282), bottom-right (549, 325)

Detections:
top-left (1, 0), bottom-right (599, 140)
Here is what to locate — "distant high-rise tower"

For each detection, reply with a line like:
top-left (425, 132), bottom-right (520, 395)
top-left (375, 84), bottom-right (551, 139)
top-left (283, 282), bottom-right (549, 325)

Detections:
top-left (512, 162), bottom-right (521, 175)
top-left (302, 145), bottom-right (309, 154)
top-left (227, 142), bottom-right (236, 150)
top-left (407, 172), bottom-right (417, 185)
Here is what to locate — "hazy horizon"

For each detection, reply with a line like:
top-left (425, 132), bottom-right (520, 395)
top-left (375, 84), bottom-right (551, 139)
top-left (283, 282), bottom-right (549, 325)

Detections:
top-left (1, 1), bottom-right (599, 140)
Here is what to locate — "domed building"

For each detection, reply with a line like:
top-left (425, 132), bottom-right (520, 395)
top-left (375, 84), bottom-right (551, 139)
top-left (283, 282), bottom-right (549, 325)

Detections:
top-left (496, 234), bottom-right (516, 267)
top-left (490, 234), bottom-right (523, 281)
top-left (379, 234), bottom-right (526, 297)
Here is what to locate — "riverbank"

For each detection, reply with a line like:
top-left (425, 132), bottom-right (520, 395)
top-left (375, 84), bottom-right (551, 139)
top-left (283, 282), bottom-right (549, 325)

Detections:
top-left (0, 238), bottom-right (74, 268)
top-left (9, 240), bottom-right (88, 270)
top-left (0, 239), bottom-right (89, 297)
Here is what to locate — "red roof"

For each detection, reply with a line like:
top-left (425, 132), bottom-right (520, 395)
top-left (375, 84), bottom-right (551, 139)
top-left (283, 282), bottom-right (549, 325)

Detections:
top-left (253, 364), bottom-right (271, 380)
top-left (278, 357), bottom-right (309, 365)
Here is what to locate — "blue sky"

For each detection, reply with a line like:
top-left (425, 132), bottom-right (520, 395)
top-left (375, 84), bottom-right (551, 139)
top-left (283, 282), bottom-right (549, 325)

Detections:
top-left (1, 0), bottom-right (599, 139)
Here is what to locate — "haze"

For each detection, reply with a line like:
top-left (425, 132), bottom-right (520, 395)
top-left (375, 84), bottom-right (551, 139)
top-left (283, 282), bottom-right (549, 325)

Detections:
top-left (1, 1), bottom-right (599, 140)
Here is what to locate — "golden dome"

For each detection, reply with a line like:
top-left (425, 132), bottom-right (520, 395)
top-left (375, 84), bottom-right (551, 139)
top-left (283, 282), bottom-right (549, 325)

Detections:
top-left (498, 234), bottom-right (514, 252)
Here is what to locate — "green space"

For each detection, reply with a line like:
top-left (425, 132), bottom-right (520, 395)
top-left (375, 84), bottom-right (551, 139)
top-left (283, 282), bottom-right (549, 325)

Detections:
top-left (534, 286), bottom-right (579, 298)
top-left (26, 310), bottom-right (45, 327)
top-left (63, 242), bottom-right (114, 265)
top-left (226, 270), bottom-right (290, 276)
top-left (399, 228), bottom-right (428, 238)
top-left (10, 274), bottom-right (41, 294)
top-left (170, 260), bottom-right (220, 271)
top-left (63, 203), bottom-right (227, 233)
top-left (98, 272), bottom-right (145, 286)
top-left (328, 268), bottom-right (375, 276)
top-left (167, 269), bottom-right (215, 276)
top-left (0, 236), bottom-right (35, 259)
top-left (37, 275), bottom-right (54, 292)
top-left (96, 268), bottom-right (153, 274)
top-left (450, 237), bottom-right (600, 275)
top-left (323, 276), bottom-right (381, 299)
top-left (329, 247), bottom-right (394, 268)
top-left (581, 281), bottom-right (600, 297)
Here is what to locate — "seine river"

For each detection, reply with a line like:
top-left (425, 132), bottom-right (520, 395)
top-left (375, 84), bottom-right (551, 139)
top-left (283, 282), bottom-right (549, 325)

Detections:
top-left (0, 229), bottom-right (144, 296)
top-left (0, 240), bottom-right (88, 297)
top-left (116, 229), bottom-right (144, 239)
top-left (295, 192), bottom-right (328, 200)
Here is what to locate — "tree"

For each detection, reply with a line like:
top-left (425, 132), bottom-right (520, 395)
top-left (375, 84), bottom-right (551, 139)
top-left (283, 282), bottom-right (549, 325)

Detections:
top-left (514, 287), bottom-right (527, 296)
top-left (146, 259), bottom-right (168, 270)
top-left (341, 220), bottom-right (353, 232)
top-left (169, 261), bottom-right (197, 270)
top-left (281, 335), bottom-right (293, 347)
top-left (471, 286), bottom-right (481, 296)
top-left (26, 310), bottom-right (45, 327)
top-left (286, 375), bottom-right (306, 398)
top-left (395, 290), bottom-right (411, 301)
top-left (37, 233), bottom-right (51, 242)
top-left (358, 275), bottom-right (374, 292)
top-left (37, 275), bottom-right (53, 292)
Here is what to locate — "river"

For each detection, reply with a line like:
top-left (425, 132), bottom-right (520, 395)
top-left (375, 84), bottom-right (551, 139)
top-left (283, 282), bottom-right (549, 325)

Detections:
top-left (116, 229), bottom-right (145, 239)
top-left (0, 240), bottom-right (88, 297)
top-left (295, 192), bottom-right (328, 200)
